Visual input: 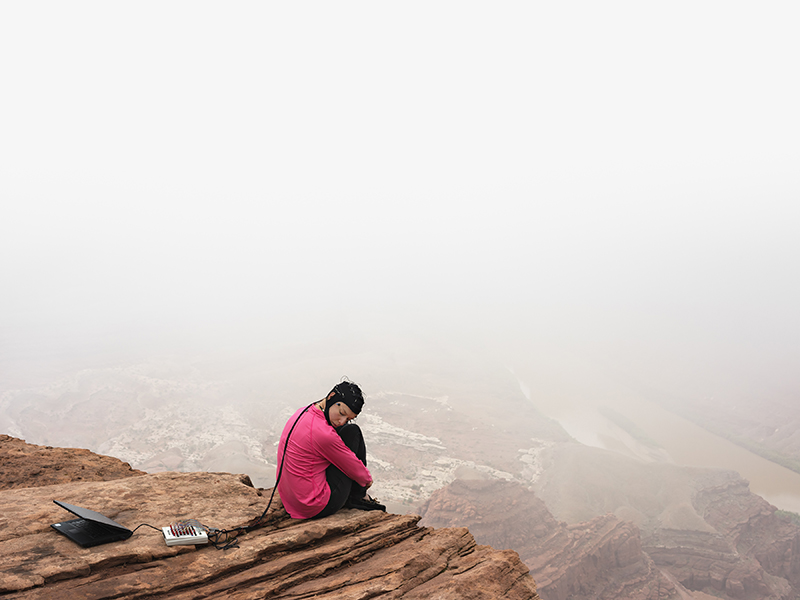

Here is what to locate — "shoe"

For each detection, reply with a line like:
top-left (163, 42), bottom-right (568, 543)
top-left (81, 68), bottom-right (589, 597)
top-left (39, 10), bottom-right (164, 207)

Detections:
top-left (345, 495), bottom-right (386, 512)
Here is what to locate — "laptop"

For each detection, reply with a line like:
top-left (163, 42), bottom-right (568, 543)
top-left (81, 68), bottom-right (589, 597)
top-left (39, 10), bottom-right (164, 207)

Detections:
top-left (51, 500), bottom-right (133, 547)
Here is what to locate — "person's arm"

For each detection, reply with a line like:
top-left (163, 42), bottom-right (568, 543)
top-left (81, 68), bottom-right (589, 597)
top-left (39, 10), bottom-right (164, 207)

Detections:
top-left (315, 429), bottom-right (372, 487)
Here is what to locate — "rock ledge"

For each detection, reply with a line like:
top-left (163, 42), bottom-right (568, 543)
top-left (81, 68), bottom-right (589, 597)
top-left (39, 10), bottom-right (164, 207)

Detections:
top-left (0, 436), bottom-right (540, 599)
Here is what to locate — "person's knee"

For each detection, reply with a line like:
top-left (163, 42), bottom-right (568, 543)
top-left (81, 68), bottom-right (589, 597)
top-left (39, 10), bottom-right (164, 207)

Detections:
top-left (338, 423), bottom-right (363, 446)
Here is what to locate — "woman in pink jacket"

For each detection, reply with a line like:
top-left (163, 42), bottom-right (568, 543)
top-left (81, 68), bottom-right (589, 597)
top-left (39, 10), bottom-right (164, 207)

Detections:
top-left (276, 381), bottom-right (385, 519)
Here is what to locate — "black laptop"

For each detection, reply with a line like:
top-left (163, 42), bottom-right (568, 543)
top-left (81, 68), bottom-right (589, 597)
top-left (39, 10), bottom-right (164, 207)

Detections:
top-left (51, 500), bottom-right (133, 547)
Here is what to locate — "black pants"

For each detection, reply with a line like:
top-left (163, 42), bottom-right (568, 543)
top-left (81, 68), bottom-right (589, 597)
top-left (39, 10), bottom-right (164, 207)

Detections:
top-left (313, 423), bottom-right (368, 519)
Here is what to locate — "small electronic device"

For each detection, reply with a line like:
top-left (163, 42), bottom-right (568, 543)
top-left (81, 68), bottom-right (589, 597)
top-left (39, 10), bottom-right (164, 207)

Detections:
top-left (162, 521), bottom-right (209, 546)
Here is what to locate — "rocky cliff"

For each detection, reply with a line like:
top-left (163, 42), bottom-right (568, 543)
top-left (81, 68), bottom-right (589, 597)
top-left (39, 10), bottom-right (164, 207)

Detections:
top-left (420, 479), bottom-right (678, 600)
top-left (420, 470), bottom-right (800, 600)
top-left (0, 436), bottom-right (540, 599)
top-left (0, 434), bottom-right (146, 490)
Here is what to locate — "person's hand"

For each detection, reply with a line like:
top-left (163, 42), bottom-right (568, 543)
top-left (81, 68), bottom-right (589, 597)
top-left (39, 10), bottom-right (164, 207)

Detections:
top-left (365, 480), bottom-right (373, 489)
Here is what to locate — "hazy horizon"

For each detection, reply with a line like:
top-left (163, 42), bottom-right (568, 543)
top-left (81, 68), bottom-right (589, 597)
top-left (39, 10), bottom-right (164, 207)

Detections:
top-left (2, 1), bottom-right (799, 412)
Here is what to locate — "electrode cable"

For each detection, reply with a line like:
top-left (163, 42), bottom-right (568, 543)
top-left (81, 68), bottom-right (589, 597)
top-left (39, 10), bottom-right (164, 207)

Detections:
top-left (207, 403), bottom-right (314, 549)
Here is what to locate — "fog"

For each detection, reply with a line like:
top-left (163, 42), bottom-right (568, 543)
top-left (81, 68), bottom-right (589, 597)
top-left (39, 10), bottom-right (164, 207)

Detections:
top-left (2, 2), bottom-right (799, 422)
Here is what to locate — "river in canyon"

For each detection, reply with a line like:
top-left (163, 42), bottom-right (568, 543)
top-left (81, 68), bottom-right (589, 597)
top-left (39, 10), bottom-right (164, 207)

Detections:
top-left (512, 369), bottom-right (800, 515)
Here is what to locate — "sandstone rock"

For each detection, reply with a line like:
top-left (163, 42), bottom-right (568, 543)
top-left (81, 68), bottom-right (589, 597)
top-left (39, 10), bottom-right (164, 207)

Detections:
top-left (687, 471), bottom-right (800, 597)
top-left (0, 439), bottom-right (541, 599)
top-left (0, 435), bottom-right (144, 490)
top-left (420, 479), bottom-right (679, 600)
top-left (644, 528), bottom-right (779, 600)
top-left (532, 441), bottom-right (800, 600)
top-left (638, 470), bottom-right (800, 600)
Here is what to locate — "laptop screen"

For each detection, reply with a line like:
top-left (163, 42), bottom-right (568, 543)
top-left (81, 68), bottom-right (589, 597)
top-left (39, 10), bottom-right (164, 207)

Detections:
top-left (53, 500), bottom-right (130, 531)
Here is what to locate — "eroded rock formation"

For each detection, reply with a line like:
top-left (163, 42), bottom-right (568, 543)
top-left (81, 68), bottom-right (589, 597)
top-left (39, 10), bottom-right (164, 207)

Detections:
top-left (421, 473), bottom-right (800, 600)
top-left (420, 479), bottom-right (678, 600)
top-left (0, 434), bottom-right (145, 490)
top-left (0, 437), bottom-right (540, 599)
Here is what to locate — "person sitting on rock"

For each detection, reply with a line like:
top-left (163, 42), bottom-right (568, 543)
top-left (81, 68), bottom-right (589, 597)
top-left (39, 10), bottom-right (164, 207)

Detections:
top-left (276, 380), bottom-right (385, 519)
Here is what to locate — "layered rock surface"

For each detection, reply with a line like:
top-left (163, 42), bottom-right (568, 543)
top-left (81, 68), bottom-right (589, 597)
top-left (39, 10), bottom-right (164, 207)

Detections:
top-left (421, 468), bottom-right (800, 600)
top-left (420, 479), bottom-right (679, 600)
top-left (0, 434), bottom-right (145, 490)
top-left (535, 443), bottom-right (800, 600)
top-left (0, 437), bottom-right (540, 599)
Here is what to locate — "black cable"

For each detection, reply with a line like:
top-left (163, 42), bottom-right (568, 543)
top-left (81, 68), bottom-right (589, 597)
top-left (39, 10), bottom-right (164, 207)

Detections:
top-left (207, 403), bottom-right (315, 550)
top-left (131, 523), bottom-right (163, 534)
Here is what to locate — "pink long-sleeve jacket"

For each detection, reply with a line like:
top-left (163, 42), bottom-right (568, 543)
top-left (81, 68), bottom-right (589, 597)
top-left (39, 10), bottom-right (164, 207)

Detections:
top-left (276, 405), bottom-right (372, 519)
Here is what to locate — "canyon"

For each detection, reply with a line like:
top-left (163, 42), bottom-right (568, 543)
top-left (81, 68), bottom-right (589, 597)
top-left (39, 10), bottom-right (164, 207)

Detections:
top-left (3, 341), bottom-right (799, 599)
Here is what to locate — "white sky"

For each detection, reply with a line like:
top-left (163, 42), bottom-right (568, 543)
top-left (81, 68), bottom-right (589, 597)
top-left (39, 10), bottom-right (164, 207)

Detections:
top-left (2, 2), bottom-right (799, 399)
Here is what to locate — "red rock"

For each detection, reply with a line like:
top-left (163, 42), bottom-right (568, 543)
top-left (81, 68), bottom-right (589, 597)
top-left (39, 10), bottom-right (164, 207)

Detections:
top-left (0, 438), bottom-right (541, 599)
top-left (420, 478), bottom-right (677, 600)
top-left (0, 435), bottom-right (144, 490)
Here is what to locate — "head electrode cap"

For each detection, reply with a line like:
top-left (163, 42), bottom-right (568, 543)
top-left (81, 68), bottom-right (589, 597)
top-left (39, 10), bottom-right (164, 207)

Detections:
top-left (331, 380), bottom-right (364, 415)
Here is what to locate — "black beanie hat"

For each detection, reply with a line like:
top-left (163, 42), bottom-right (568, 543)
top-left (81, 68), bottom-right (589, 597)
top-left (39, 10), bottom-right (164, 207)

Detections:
top-left (330, 381), bottom-right (364, 415)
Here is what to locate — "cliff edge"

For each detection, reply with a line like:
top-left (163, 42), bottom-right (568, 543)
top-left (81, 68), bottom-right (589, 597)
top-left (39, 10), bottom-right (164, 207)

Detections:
top-left (0, 436), bottom-right (540, 599)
